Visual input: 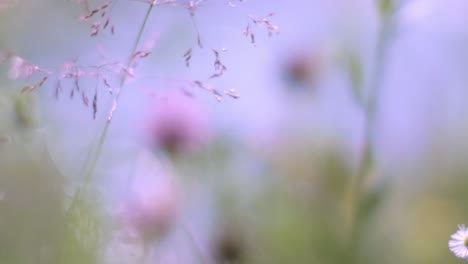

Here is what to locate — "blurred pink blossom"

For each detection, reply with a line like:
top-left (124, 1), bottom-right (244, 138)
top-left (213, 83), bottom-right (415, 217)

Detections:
top-left (119, 150), bottom-right (180, 245)
top-left (0, 0), bottom-right (16, 11)
top-left (142, 90), bottom-right (212, 155)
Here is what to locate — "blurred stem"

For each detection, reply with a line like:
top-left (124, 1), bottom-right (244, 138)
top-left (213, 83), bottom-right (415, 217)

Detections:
top-left (67, 3), bottom-right (155, 214)
top-left (182, 223), bottom-right (209, 264)
top-left (347, 10), bottom-right (393, 255)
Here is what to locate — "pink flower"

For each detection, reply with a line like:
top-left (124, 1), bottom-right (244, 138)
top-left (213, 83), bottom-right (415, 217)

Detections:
top-left (119, 150), bottom-right (180, 244)
top-left (0, 0), bottom-right (17, 11)
top-left (143, 90), bottom-right (212, 155)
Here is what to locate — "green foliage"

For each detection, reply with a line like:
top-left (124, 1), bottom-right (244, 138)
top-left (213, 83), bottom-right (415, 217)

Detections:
top-left (378, 0), bottom-right (394, 19)
top-left (60, 195), bottom-right (102, 264)
top-left (0, 141), bottom-right (63, 264)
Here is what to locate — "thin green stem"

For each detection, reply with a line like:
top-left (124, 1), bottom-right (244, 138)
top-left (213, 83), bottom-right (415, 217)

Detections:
top-left (67, 3), bottom-right (155, 213)
top-left (121, 2), bottom-right (154, 89)
top-left (347, 13), bottom-right (393, 256)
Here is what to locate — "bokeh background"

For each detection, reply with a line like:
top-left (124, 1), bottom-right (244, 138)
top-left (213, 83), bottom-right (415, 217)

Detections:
top-left (1, 0), bottom-right (468, 263)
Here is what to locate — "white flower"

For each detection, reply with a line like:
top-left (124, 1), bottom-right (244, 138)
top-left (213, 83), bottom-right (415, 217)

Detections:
top-left (449, 224), bottom-right (468, 259)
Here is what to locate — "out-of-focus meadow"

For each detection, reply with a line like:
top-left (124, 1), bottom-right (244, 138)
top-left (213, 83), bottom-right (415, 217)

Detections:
top-left (1, 0), bottom-right (468, 263)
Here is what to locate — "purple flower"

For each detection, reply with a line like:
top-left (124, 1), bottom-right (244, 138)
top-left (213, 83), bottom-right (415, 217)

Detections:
top-left (143, 90), bottom-right (212, 155)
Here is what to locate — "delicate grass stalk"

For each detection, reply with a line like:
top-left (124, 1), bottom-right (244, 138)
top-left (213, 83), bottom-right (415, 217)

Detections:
top-left (67, 3), bottom-right (155, 214)
top-left (347, 8), bottom-right (394, 255)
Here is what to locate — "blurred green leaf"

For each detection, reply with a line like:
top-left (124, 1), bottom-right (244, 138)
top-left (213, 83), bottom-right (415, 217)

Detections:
top-left (347, 52), bottom-right (364, 105)
top-left (378, 0), bottom-right (394, 19)
top-left (0, 141), bottom-right (63, 264)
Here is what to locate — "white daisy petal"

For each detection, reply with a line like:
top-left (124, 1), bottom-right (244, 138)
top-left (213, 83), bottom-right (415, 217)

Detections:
top-left (449, 225), bottom-right (468, 260)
